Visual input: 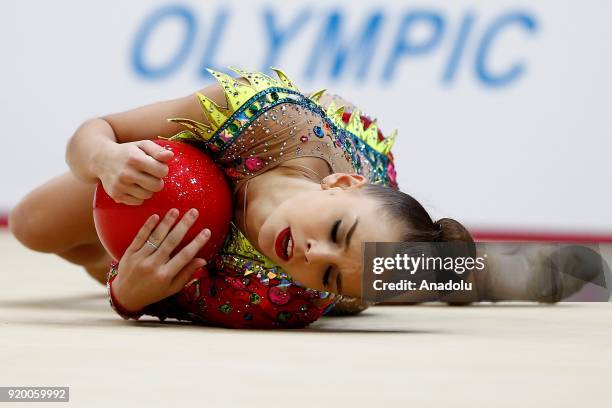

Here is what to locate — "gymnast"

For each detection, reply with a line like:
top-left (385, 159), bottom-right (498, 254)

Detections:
top-left (9, 67), bottom-right (596, 329)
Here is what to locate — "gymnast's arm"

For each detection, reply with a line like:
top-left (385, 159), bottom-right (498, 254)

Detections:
top-left (64, 77), bottom-right (248, 205)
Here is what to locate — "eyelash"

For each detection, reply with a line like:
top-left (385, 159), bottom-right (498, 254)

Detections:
top-left (323, 220), bottom-right (341, 287)
top-left (323, 266), bottom-right (332, 286)
top-left (331, 220), bottom-right (341, 243)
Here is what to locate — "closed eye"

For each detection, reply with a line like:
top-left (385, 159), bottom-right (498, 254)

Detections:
top-left (331, 220), bottom-right (341, 243)
top-left (322, 266), bottom-right (331, 287)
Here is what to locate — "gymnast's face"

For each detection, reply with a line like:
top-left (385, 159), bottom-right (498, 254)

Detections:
top-left (257, 173), bottom-right (403, 297)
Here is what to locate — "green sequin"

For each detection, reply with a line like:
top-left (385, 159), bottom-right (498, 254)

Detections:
top-left (218, 304), bottom-right (232, 314)
top-left (250, 293), bottom-right (261, 304)
top-left (277, 311), bottom-right (291, 323)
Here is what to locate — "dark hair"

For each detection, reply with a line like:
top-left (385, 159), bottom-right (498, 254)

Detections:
top-left (361, 183), bottom-right (475, 255)
top-left (361, 183), bottom-right (477, 301)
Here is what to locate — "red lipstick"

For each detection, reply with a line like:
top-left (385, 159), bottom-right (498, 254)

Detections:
top-left (274, 227), bottom-right (294, 261)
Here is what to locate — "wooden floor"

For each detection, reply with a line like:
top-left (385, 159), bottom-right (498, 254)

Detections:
top-left (1, 231), bottom-right (611, 407)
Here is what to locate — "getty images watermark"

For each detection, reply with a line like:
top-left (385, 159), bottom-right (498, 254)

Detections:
top-left (361, 242), bottom-right (612, 303)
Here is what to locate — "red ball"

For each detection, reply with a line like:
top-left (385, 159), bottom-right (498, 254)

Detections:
top-left (93, 140), bottom-right (233, 261)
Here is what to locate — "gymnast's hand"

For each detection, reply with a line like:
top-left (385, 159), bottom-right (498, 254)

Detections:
top-left (112, 208), bottom-right (210, 313)
top-left (98, 140), bottom-right (174, 206)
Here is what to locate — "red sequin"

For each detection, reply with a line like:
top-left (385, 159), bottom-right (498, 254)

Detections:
top-left (268, 286), bottom-right (291, 305)
top-left (245, 156), bottom-right (264, 172)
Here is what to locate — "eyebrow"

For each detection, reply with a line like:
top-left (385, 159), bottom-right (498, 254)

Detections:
top-left (344, 217), bottom-right (359, 253)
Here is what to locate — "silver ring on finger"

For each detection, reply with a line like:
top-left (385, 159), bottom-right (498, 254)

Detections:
top-left (145, 238), bottom-right (160, 251)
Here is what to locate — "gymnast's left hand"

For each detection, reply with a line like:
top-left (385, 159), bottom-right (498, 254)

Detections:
top-left (112, 208), bottom-right (211, 313)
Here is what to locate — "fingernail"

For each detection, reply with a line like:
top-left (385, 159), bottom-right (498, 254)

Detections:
top-left (189, 208), bottom-right (198, 217)
top-left (202, 228), bottom-right (211, 237)
top-left (169, 208), bottom-right (178, 217)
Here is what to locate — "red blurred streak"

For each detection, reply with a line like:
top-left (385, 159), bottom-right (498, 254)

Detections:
top-left (2, 212), bottom-right (612, 243)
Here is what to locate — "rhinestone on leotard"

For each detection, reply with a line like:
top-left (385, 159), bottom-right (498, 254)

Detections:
top-left (244, 156), bottom-right (264, 171)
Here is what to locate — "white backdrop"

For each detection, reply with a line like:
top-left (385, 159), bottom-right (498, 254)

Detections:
top-left (1, 0), bottom-right (611, 235)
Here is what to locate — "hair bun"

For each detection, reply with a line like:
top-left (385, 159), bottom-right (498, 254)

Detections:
top-left (434, 218), bottom-right (476, 257)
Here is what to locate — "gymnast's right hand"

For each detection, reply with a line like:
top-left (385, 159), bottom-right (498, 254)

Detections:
top-left (98, 140), bottom-right (173, 205)
top-left (111, 208), bottom-right (210, 313)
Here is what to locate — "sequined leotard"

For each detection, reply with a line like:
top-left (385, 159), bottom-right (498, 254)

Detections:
top-left (107, 67), bottom-right (398, 329)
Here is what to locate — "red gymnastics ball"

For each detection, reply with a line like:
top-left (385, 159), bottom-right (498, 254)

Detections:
top-left (93, 140), bottom-right (233, 262)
